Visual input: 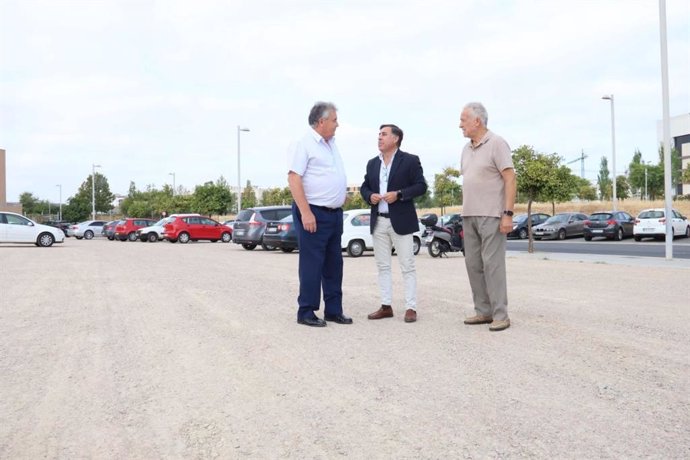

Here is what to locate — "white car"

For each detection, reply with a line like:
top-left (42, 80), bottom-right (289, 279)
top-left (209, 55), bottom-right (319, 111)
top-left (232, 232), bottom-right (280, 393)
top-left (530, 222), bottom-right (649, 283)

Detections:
top-left (633, 208), bottom-right (690, 241)
top-left (0, 212), bottom-right (65, 247)
top-left (67, 220), bottom-right (108, 239)
top-left (136, 217), bottom-right (171, 242)
top-left (341, 209), bottom-right (423, 257)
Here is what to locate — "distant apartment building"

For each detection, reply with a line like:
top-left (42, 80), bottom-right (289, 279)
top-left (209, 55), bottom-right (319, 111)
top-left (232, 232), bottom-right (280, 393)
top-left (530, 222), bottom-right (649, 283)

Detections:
top-left (0, 148), bottom-right (23, 213)
top-left (657, 113), bottom-right (690, 196)
top-left (346, 184), bottom-right (361, 197)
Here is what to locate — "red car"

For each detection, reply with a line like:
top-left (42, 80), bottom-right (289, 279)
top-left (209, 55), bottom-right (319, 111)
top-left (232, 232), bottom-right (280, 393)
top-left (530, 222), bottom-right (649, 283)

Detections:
top-left (163, 216), bottom-right (233, 243)
top-left (114, 218), bottom-right (158, 241)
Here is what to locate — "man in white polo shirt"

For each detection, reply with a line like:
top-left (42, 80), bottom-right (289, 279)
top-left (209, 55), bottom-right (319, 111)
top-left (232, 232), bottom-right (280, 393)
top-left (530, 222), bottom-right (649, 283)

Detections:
top-left (288, 101), bottom-right (352, 327)
top-left (459, 102), bottom-right (516, 332)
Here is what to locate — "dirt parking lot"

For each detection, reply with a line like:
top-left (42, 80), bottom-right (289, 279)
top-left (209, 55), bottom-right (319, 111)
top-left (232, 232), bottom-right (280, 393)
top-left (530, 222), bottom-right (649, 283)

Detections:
top-left (1, 238), bottom-right (689, 459)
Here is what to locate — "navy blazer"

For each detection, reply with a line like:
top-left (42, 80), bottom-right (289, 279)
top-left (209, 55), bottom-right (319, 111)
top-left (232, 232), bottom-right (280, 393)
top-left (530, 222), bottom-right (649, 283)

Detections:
top-left (360, 149), bottom-right (427, 235)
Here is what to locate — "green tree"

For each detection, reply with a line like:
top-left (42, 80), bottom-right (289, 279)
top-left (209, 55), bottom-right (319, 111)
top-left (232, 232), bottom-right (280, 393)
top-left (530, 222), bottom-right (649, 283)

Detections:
top-left (433, 167), bottom-right (461, 214)
top-left (19, 192), bottom-right (41, 215)
top-left (573, 177), bottom-right (598, 201)
top-left (658, 144), bottom-right (682, 189)
top-left (191, 176), bottom-right (234, 217)
top-left (414, 185), bottom-right (434, 209)
top-left (344, 193), bottom-right (367, 210)
top-left (512, 145), bottom-right (560, 252)
top-left (540, 164), bottom-right (580, 214)
top-left (597, 156), bottom-right (612, 200)
top-left (615, 174), bottom-right (630, 200)
top-left (64, 172), bottom-right (114, 221)
top-left (261, 187), bottom-right (292, 206)
top-left (241, 180), bottom-right (257, 209)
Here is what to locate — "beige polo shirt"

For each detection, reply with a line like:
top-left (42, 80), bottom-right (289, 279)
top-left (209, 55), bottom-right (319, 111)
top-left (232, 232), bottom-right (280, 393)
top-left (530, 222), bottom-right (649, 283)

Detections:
top-left (460, 130), bottom-right (514, 218)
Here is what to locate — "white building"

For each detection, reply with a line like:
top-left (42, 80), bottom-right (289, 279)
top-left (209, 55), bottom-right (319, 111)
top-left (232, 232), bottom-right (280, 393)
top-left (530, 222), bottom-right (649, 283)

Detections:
top-left (657, 113), bottom-right (690, 196)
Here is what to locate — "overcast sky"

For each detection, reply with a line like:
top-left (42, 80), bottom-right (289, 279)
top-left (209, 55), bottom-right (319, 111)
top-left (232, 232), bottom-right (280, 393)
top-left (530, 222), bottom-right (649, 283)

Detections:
top-left (1, 0), bottom-right (689, 203)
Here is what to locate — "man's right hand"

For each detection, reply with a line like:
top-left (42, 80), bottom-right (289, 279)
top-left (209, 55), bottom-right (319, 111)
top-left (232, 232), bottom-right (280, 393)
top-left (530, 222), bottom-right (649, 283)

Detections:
top-left (301, 211), bottom-right (317, 233)
top-left (370, 193), bottom-right (382, 205)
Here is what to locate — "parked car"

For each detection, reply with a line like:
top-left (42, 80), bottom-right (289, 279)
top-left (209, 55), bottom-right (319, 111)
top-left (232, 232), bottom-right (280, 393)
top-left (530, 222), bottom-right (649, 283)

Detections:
top-left (440, 213), bottom-right (463, 226)
top-left (114, 218), bottom-right (158, 241)
top-left (232, 206), bottom-right (292, 250)
top-left (163, 215), bottom-right (232, 243)
top-left (102, 220), bottom-right (122, 240)
top-left (341, 209), bottom-right (424, 257)
top-left (136, 214), bottom-right (201, 242)
top-left (43, 220), bottom-right (71, 236)
top-left (633, 208), bottom-right (690, 241)
top-left (263, 215), bottom-right (298, 252)
top-left (68, 220), bottom-right (108, 239)
top-left (508, 213), bottom-right (550, 239)
top-left (0, 212), bottom-right (65, 247)
top-left (532, 212), bottom-right (588, 240)
top-left (222, 219), bottom-right (236, 228)
top-left (583, 211), bottom-right (635, 241)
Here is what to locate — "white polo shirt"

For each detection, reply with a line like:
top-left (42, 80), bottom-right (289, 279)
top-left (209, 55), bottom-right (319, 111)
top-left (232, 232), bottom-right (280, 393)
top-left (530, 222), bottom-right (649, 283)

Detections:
top-left (288, 129), bottom-right (347, 208)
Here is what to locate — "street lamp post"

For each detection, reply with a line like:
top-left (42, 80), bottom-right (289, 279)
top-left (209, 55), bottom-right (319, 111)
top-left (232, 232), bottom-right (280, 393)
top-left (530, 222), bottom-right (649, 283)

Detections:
top-left (601, 95), bottom-right (617, 211)
top-left (56, 184), bottom-right (62, 221)
top-left (237, 125), bottom-right (250, 215)
top-left (169, 172), bottom-right (176, 196)
top-left (92, 163), bottom-right (101, 220)
top-left (644, 164), bottom-right (648, 200)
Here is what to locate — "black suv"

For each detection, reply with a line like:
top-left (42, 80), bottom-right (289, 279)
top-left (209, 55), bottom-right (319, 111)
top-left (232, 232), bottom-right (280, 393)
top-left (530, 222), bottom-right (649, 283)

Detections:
top-left (232, 206), bottom-right (292, 250)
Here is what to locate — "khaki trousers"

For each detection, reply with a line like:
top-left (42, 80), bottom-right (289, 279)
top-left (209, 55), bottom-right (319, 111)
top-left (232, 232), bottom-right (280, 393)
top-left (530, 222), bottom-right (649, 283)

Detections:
top-left (373, 216), bottom-right (417, 310)
top-left (463, 216), bottom-right (509, 321)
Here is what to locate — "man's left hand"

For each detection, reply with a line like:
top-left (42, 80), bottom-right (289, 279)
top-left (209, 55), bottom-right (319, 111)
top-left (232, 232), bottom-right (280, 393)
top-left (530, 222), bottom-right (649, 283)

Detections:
top-left (382, 191), bottom-right (398, 204)
top-left (499, 215), bottom-right (512, 234)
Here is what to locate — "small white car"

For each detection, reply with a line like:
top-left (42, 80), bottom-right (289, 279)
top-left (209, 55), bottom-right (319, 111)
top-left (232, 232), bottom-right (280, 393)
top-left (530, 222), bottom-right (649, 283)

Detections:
top-left (0, 212), bottom-right (65, 247)
top-left (136, 217), bottom-right (171, 242)
top-left (341, 209), bottom-right (423, 257)
top-left (633, 208), bottom-right (690, 241)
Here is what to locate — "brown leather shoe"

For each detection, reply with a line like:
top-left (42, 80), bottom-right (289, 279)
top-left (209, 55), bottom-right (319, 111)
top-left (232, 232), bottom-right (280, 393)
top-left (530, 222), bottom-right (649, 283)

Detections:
top-left (463, 315), bottom-right (493, 325)
top-left (404, 309), bottom-right (417, 323)
top-left (368, 305), bottom-right (394, 320)
top-left (489, 319), bottom-right (510, 331)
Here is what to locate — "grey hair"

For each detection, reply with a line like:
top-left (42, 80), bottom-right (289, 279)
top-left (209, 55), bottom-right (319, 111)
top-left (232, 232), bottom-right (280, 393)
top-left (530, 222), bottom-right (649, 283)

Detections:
top-left (463, 102), bottom-right (488, 127)
top-left (308, 101), bottom-right (337, 127)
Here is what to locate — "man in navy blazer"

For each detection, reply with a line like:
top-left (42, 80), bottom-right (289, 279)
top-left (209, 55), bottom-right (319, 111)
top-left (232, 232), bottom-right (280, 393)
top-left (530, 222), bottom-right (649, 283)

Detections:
top-left (360, 124), bottom-right (427, 322)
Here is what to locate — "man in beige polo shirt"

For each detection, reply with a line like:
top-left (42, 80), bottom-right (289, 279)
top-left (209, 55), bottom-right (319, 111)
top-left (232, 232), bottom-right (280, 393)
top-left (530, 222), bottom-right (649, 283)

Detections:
top-left (459, 102), bottom-right (516, 331)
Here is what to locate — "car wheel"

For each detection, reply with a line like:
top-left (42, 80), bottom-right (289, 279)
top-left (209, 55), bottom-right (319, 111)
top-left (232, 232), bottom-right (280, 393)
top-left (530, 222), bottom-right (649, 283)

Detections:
top-left (557, 229), bottom-right (566, 240)
top-left (615, 227), bottom-right (623, 241)
top-left (346, 239), bottom-right (365, 257)
top-left (75, 236), bottom-right (83, 240)
top-left (584, 235), bottom-right (592, 241)
top-left (261, 241), bottom-right (277, 251)
top-left (685, 226), bottom-right (690, 238)
top-left (84, 230), bottom-right (94, 240)
top-left (221, 232), bottom-right (232, 243)
top-left (281, 247), bottom-right (295, 253)
top-left (428, 239), bottom-right (442, 258)
top-left (210, 240), bottom-right (218, 243)
top-left (518, 228), bottom-right (528, 239)
top-left (242, 243), bottom-right (257, 250)
top-left (634, 235), bottom-right (642, 242)
top-left (412, 236), bottom-right (421, 255)
top-left (178, 232), bottom-right (190, 244)
top-left (128, 232), bottom-right (137, 241)
top-left (37, 232), bottom-right (55, 247)
top-left (147, 233), bottom-right (158, 242)
top-left (108, 236), bottom-right (115, 241)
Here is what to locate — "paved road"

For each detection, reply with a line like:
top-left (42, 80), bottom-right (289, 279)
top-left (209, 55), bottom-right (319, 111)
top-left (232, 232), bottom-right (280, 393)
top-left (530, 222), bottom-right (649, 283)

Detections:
top-left (507, 237), bottom-right (690, 259)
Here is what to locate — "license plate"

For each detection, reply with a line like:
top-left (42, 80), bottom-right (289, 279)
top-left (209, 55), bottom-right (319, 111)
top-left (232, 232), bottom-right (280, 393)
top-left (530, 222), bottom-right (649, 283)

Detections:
top-left (266, 228), bottom-right (278, 233)
top-left (642, 228), bottom-right (654, 232)
top-left (235, 230), bottom-right (245, 236)
top-left (592, 230), bottom-right (603, 233)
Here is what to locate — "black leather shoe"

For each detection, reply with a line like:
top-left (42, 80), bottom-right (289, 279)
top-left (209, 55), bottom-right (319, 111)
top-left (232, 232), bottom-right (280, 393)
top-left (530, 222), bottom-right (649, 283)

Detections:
top-left (324, 314), bottom-right (353, 324)
top-left (297, 317), bottom-right (327, 327)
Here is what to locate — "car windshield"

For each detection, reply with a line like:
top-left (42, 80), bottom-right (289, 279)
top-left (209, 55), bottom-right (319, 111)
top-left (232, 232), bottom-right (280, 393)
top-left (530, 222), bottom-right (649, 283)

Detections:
top-left (544, 214), bottom-right (569, 224)
top-left (153, 218), bottom-right (167, 226)
top-left (589, 213), bottom-right (612, 221)
top-left (638, 210), bottom-right (664, 219)
top-left (279, 215), bottom-right (293, 223)
top-left (513, 214), bottom-right (527, 224)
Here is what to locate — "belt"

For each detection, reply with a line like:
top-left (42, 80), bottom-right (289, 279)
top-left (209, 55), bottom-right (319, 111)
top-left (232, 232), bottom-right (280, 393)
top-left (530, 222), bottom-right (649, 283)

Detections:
top-left (311, 205), bottom-right (342, 212)
top-left (377, 212), bottom-right (390, 218)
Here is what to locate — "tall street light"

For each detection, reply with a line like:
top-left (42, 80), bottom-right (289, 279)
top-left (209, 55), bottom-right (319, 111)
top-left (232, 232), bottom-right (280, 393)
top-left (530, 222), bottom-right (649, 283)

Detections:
top-left (92, 163), bottom-right (101, 220)
top-left (56, 184), bottom-right (62, 221)
top-left (601, 95), bottom-right (617, 211)
top-left (169, 172), bottom-right (176, 196)
top-left (237, 125), bottom-right (250, 215)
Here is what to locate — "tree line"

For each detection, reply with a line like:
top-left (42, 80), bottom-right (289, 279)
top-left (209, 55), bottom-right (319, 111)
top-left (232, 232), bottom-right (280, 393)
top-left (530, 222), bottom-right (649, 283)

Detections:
top-left (18, 145), bottom-right (689, 222)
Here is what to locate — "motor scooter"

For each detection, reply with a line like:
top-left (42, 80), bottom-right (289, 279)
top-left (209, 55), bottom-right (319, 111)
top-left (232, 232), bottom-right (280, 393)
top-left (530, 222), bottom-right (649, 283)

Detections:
top-left (421, 213), bottom-right (464, 257)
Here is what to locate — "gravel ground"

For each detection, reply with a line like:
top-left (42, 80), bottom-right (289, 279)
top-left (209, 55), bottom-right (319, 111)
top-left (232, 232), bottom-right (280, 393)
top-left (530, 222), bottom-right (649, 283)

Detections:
top-left (1, 238), bottom-right (689, 459)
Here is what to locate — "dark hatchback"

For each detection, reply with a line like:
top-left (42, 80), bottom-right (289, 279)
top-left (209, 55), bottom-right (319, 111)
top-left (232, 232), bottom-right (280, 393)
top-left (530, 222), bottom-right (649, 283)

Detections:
top-left (583, 211), bottom-right (635, 241)
top-left (508, 213), bottom-right (550, 239)
top-left (232, 205), bottom-right (293, 250)
top-left (263, 215), bottom-right (298, 253)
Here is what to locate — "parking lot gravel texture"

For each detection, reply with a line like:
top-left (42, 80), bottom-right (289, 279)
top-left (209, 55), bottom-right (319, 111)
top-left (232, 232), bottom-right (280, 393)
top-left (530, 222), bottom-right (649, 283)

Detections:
top-left (1, 238), bottom-right (689, 459)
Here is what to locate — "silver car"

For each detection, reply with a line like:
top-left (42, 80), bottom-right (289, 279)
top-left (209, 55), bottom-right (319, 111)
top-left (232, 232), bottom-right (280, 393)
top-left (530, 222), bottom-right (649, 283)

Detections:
top-left (67, 220), bottom-right (108, 239)
top-left (532, 212), bottom-right (588, 240)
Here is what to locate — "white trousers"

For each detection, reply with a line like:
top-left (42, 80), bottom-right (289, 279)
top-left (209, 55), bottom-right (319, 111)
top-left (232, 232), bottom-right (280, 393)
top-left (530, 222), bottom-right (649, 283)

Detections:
top-left (373, 217), bottom-right (417, 310)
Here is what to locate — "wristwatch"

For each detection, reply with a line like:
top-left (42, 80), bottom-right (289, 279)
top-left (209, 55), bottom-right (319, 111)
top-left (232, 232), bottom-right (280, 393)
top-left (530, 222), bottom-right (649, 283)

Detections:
top-left (396, 190), bottom-right (403, 199)
top-left (503, 210), bottom-right (514, 217)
